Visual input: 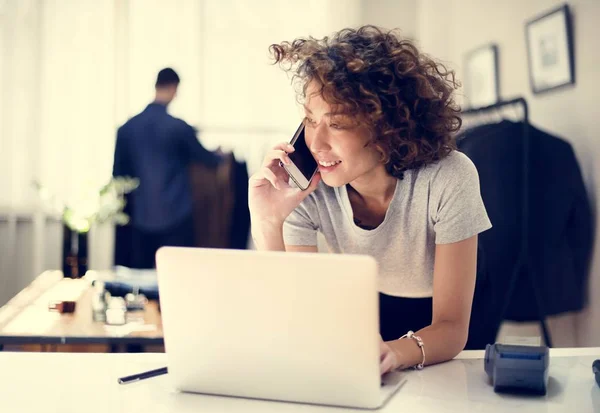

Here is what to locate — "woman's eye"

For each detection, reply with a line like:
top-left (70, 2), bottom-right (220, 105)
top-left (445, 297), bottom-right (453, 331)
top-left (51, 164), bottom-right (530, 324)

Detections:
top-left (305, 117), bottom-right (316, 125)
top-left (329, 123), bottom-right (342, 130)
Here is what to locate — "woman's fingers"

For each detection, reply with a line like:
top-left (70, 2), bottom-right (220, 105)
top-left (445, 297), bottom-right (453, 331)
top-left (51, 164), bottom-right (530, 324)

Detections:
top-left (262, 142), bottom-right (295, 166)
top-left (379, 340), bottom-right (397, 375)
top-left (259, 167), bottom-right (284, 190)
top-left (273, 142), bottom-right (294, 153)
top-left (380, 350), bottom-right (396, 375)
top-left (263, 150), bottom-right (292, 168)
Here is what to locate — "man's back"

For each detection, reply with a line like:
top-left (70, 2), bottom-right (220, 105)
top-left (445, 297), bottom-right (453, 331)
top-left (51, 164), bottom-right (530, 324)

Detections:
top-left (113, 102), bottom-right (219, 232)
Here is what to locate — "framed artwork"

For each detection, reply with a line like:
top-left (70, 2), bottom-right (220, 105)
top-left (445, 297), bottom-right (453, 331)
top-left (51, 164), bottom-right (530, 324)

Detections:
top-left (464, 44), bottom-right (499, 109)
top-left (525, 4), bottom-right (575, 94)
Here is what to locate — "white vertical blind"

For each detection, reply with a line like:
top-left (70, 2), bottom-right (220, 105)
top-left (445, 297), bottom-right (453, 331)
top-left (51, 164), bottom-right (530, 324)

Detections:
top-left (127, 0), bottom-right (203, 126)
top-left (39, 0), bottom-right (116, 211)
top-left (0, 0), bottom-right (40, 209)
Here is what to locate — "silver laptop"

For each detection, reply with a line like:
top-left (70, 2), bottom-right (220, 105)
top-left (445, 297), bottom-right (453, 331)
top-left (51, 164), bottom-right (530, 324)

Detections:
top-left (155, 247), bottom-right (404, 409)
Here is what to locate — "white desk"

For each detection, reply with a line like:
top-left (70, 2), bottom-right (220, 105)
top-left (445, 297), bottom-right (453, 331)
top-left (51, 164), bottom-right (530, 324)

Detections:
top-left (0, 348), bottom-right (598, 412)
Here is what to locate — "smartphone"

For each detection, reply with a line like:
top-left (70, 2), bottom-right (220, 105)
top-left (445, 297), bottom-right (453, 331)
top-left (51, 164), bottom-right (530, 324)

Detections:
top-left (282, 121), bottom-right (318, 190)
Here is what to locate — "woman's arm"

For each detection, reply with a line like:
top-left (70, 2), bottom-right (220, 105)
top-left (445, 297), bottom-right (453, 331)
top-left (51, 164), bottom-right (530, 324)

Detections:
top-left (252, 222), bottom-right (318, 253)
top-left (252, 222), bottom-right (287, 251)
top-left (386, 235), bottom-right (478, 370)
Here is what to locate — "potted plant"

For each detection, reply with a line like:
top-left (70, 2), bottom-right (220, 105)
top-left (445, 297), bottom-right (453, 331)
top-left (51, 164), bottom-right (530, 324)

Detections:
top-left (33, 177), bottom-right (139, 278)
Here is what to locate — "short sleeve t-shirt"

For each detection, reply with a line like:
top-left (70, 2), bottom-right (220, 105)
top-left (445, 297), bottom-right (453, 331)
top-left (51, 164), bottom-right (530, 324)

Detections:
top-left (283, 151), bottom-right (492, 298)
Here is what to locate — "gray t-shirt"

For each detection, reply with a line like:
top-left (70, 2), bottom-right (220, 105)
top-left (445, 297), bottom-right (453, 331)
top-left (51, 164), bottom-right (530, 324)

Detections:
top-left (283, 151), bottom-right (492, 298)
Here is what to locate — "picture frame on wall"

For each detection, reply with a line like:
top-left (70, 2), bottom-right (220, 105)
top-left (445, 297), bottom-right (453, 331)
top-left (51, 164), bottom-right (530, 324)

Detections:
top-left (525, 4), bottom-right (575, 94)
top-left (464, 44), bottom-right (499, 109)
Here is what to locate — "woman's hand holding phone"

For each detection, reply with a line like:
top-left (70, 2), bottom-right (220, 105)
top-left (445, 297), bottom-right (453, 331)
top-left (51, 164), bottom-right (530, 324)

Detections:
top-left (249, 142), bottom-right (321, 229)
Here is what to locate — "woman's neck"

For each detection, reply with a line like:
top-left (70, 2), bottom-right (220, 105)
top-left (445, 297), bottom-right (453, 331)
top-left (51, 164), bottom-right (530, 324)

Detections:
top-left (347, 165), bottom-right (397, 206)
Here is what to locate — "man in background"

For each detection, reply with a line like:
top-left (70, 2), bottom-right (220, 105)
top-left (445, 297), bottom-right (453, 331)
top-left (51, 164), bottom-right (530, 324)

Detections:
top-left (113, 67), bottom-right (220, 268)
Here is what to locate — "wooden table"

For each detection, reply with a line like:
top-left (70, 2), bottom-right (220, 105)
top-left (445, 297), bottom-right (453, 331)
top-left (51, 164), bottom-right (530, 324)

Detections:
top-left (0, 271), bottom-right (164, 352)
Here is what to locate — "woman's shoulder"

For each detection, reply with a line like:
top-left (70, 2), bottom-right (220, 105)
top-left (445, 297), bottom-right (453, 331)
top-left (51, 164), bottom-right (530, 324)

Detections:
top-left (419, 150), bottom-right (479, 182)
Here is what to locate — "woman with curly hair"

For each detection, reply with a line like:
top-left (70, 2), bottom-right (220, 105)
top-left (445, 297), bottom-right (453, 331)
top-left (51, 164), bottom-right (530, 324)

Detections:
top-left (249, 26), bottom-right (491, 375)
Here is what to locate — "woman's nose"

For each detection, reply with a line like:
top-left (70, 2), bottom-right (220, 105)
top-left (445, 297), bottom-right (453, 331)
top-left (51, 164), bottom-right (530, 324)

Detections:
top-left (308, 125), bottom-right (330, 153)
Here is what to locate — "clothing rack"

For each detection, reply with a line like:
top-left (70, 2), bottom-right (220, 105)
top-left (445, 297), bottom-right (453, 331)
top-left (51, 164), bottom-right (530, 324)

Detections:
top-left (461, 97), bottom-right (553, 348)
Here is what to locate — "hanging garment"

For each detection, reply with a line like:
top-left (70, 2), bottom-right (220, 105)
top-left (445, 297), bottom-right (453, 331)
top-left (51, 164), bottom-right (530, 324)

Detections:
top-left (458, 120), bottom-right (593, 322)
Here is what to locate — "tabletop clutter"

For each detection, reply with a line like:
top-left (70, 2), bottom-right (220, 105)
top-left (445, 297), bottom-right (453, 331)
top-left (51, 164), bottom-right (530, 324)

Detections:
top-left (90, 280), bottom-right (149, 325)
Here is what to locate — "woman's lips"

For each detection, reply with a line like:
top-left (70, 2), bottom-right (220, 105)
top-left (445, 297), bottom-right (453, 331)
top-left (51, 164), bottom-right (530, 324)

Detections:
top-left (318, 161), bottom-right (341, 173)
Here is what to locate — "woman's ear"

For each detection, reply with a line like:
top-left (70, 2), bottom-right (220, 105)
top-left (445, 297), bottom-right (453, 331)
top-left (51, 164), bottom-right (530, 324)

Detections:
top-left (370, 142), bottom-right (389, 164)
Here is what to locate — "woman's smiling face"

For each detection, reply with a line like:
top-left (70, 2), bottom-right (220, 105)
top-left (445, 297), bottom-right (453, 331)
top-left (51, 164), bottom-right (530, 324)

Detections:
top-left (303, 81), bottom-right (385, 188)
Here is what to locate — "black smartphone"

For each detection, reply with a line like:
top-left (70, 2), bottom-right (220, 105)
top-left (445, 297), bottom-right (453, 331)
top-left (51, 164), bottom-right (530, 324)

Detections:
top-left (282, 122), bottom-right (318, 190)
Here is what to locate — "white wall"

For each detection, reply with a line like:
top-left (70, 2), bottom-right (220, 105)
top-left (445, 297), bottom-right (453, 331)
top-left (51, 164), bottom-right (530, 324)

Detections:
top-left (416, 0), bottom-right (600, 346)
top-left (360, 0), bottom-right (417, 39)
top-left (0, 0), bottom-right (44, 304)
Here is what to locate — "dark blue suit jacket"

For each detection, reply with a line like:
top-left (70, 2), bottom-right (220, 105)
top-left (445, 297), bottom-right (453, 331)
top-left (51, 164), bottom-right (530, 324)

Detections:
top-left (113, 103), bottom-right (220, 231)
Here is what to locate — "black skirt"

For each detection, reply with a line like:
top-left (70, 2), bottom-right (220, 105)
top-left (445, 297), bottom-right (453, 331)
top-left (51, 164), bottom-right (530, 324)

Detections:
top-left (379, 293), bottom-right (433, 341)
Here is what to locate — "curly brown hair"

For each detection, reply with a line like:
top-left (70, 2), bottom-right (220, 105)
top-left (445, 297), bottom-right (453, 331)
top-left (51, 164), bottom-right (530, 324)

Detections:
top-left (270, 25), bottom-right (461, 179)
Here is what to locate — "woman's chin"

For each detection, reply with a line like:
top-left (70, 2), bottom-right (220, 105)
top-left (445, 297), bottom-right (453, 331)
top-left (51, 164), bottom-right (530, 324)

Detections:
top-left (320, 173), bottom-right (348, 188)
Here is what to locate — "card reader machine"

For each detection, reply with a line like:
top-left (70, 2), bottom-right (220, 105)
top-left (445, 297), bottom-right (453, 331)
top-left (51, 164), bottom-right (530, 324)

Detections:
top-left (485, 343), bottom-right (550, 395)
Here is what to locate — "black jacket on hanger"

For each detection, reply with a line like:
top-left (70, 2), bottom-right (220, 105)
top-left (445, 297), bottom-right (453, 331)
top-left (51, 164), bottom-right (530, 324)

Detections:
top-left (229, 160), bottom-right (251, 249)
top-left (457, 120), bottom-right (593, 322)
top-left (114, 156), bottom-right (251, 268)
